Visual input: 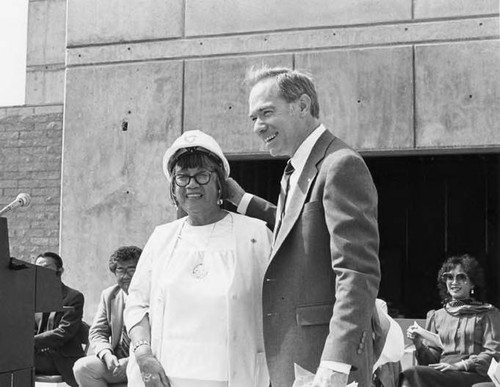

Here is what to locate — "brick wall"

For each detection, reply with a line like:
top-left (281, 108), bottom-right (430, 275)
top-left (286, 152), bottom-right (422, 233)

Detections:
top-left (0, 104), bottom-right (63, 262)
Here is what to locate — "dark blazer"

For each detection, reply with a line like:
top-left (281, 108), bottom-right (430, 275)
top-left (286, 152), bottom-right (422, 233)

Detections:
top-left (34, 283), bottom-right (85, 387)
top-left (246, 129), bottom-right (381, 387)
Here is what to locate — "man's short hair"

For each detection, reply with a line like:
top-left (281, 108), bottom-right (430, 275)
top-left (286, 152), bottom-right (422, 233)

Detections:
top-left (108, 246), bottom-right (142, 273)
top-left (245, 66), bottom-right (320, 119)
top-left (36, 251), bottom-right (63, 269)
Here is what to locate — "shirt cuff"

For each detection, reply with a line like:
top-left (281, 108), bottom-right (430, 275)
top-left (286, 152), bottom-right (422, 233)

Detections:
top-left (320, 361), bottom-right (351, 375)
top-left (236, 193), bottom-right (253, 214)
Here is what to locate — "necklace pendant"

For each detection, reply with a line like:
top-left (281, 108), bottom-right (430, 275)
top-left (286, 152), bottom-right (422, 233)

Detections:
top-left (192, 262), bottom-right (208, 279)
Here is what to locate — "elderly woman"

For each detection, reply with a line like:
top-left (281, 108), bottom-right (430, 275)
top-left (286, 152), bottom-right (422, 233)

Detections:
top-left (124, 130), bottom-right (271, 387)
top-left (400, 254), bottom-right (500, 387)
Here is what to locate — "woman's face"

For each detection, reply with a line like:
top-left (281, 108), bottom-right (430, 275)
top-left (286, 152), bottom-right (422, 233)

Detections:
top-left (443, 264), bottom-right (473, 300)
top-left (172, 165), bottom-right (220, 216)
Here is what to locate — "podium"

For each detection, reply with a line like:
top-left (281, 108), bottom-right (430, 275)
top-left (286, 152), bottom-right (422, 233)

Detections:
top-left (0, 217), bottom-right (62, 387)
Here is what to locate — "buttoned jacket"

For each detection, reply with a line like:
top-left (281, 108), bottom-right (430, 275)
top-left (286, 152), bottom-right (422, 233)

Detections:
top-left (246, 129), bottom-right (381, 387)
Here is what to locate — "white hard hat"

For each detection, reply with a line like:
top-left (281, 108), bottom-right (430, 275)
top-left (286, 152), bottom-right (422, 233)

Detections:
top-left (162, 130), bottom-right (230, 181)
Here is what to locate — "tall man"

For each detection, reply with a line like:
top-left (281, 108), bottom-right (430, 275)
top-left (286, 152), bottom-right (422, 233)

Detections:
top-left (227, 67), bottom-right (381, 387)
top-left (73, 245), bottom-right (142, 387)
top-left (34, 252), bottom-right (85, 387)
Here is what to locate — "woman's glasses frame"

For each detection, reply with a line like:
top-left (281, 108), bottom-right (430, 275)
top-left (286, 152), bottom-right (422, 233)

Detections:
top-left (441, 272), bottom-right (469, 283)
top-left (173, 170), bottom-right (213, 187)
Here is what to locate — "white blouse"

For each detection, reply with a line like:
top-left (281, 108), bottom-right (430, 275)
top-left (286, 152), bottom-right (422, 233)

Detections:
top-left (159, 215), bottom-right (234, 381)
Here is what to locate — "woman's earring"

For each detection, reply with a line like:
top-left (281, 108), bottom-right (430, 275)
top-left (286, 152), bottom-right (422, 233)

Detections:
top-left (171, 196), bottom-right (178, 210)
top-left (471, 288), bottom-right (475, 295)
top-left (217, 190), bottom-right (223, 206)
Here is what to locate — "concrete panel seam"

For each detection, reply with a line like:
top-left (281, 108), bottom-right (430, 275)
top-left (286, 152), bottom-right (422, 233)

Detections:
top-left (65, 35), bottom-right (499, 70)
top-left (66, 14), bottom-right (498, 49)
top-left (66, 17), bottom-right (499, 68)
top-left (27, 63), bottom-right (66, 72)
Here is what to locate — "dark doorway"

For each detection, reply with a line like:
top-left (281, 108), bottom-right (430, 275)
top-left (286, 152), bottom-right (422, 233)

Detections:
top-left (228, 154), bottom-right (500, 318)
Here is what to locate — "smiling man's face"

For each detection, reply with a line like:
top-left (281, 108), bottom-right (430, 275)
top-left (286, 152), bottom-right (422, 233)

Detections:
top-left (248, 78), bottom-right (304, 157)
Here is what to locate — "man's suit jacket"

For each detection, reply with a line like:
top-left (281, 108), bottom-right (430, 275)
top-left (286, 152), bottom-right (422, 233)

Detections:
top-left (89, 284), bottom-right (127, 358)
top-left (246, 129), bottom-right (381, 387)
top-left (34, 283), bottom-right (85, 387)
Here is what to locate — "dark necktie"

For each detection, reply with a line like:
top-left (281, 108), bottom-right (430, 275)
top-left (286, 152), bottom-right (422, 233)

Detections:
top-left (38, 312), bottom-right (49, 334)
top-left (120, 325), bottom-right (131, 356)
top-left (275, 160), bottom-right (295, 237)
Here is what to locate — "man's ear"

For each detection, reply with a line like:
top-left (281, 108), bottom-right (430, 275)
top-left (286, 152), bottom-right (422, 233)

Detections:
top-left (298, 94), bottom-right (311, 116)
top-left (57, 267), bottom-right (64, 277)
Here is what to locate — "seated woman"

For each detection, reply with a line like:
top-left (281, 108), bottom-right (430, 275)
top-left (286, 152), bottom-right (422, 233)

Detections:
top-left (400, 254), bottom-right (500, 387)
top-left (124, 130), bottom-right (271, 387)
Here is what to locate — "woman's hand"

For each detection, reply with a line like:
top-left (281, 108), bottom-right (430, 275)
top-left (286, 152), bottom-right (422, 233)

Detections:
top-left (135, 348), bottom-right (170, 387)
top-left (406, 324), bottom-right (423, 348)
top-left (429, 362), bottom-right (461, 372)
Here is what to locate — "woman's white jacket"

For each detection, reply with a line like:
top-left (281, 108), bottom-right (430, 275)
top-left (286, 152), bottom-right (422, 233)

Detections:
top-left (124, 212), bottom-right (271, 387)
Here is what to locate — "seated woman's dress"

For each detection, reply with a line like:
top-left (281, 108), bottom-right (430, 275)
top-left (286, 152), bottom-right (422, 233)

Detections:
top-left (402, 301), bottom-right (500, 387)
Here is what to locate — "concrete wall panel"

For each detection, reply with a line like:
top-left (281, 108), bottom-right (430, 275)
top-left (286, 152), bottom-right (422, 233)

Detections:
top-left (296, 47), bottom-right (414, 150)
top-left (25, 68), bottom-right (65, 105)
top-left (415, 0), bottom-right (499, 19)
top-left (186, 0), bottom-right (412, 36)
top-left (184, 55), bottom-right (292, 155)
top-left (26, 0), bottom-right (66, 66)
top-left (67, 0), bottom-right (183, 46)
top-left (415, 41), bottom-right (500, 148)
top-left (62, 61), bottom-right (183, 320)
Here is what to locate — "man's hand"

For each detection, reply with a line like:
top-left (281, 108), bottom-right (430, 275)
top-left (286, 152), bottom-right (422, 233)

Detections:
top-left (225, 178), bottom-right (246, 206)
top-left (102, 351), bottom-right (120, 372)
top-left (111, 357), bottom-right (128, 379)
top-left (312, 366), bottom-right (349, 387)
top-left (429, 362), bottom-right (462, 372)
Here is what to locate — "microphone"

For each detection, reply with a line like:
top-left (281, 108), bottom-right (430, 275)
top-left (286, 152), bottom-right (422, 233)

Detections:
top-left (0, 193), bottom-right (32, 217)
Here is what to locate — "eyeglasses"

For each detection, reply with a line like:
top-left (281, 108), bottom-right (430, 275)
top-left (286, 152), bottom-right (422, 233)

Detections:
top-left (441, 272), bottom-right (468, 283)
top-left (173, 171), bottom-right (213, 187)
top-left (115, 267), bottom-right (136, 276)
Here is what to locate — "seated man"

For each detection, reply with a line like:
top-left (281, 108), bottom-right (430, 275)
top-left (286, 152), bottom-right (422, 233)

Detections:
top-left (73, 245), bottom-right (142, 387)
top-left (34, 252), bottom-right (85, 387)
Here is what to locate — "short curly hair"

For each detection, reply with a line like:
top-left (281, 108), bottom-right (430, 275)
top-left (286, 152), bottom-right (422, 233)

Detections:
top-left (437, 254), bottom-right (486, 303)
top-left (108, 246), bottom-right (142, 273)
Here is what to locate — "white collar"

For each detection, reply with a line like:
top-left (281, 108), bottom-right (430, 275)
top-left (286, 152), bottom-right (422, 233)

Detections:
top-left (289, 124), bottom-right (326, 172)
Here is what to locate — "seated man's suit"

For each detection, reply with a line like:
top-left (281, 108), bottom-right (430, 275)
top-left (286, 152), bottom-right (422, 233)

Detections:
top-left (34, 283), bottom-right (85, 387)
top-left (73, 284), bottom-right (129, 387)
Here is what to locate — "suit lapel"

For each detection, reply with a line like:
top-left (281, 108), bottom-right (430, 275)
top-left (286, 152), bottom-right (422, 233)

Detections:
top-left (270, 130), bottom-right (335, 260)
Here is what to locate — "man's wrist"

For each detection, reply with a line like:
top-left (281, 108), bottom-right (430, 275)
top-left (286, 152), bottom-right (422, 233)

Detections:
top-left (236, 193), bottom-right (253, 214)
top-left (99, 349), bottom-right (113, 361)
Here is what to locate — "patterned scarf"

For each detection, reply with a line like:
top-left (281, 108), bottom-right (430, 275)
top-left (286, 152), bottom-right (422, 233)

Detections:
top-left (444, 298), bottom-right (494, 316)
